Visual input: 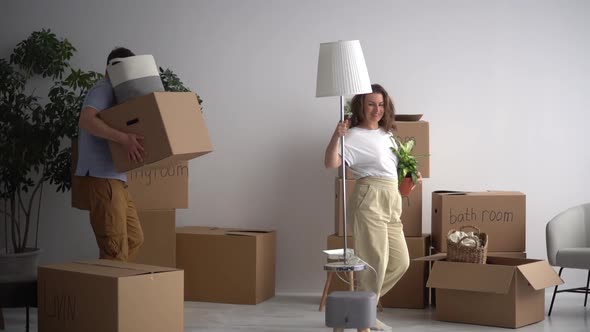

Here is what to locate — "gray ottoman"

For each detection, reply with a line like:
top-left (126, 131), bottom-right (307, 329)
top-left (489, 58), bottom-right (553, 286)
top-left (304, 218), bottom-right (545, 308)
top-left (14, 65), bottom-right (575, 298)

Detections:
top-left (325, 291), bottom-right (376, 332)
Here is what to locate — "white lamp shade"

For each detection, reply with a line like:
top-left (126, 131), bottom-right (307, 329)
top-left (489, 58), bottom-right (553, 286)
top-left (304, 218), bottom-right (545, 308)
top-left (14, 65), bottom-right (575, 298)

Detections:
top-left (316, 40), bottom-right (372, 97)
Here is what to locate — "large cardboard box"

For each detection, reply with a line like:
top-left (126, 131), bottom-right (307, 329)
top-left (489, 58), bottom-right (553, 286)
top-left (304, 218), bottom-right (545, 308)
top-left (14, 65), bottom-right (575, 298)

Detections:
top-left (38, 260), bottom-right (183, 332)
top-left (418, 255), bottom-right (562, 328)
top-left (99, 92), bottom-right (212, 172)
top-left (71, 141), bottom-right (189, 211)
top-left (336, 179), bottom-right (422, 237)
top-left (326, 234), bottom-right (430, 309)
top-left (431, 191), bottom-right (526, 253)
top-left (394, 120), bottom-right (429, 178)
top-left (176, 226), bottom-right (276, 304)
top-left (131, 210), bottom-right (176, 268)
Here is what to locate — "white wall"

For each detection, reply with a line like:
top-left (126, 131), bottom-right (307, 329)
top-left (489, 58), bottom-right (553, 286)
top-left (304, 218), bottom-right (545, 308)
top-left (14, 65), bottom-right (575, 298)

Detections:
top-left (1, 0), bottom-right (589, 293)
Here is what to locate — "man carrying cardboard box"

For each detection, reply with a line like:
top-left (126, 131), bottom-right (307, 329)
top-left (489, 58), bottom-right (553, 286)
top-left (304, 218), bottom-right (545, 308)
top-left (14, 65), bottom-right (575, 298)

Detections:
top-left (75, 47), bottom-right (145, 261)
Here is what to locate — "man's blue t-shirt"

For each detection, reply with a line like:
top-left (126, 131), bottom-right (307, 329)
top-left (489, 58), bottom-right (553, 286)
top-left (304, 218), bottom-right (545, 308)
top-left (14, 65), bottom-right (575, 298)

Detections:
top-left (75, 78), bottom-right (126, 182)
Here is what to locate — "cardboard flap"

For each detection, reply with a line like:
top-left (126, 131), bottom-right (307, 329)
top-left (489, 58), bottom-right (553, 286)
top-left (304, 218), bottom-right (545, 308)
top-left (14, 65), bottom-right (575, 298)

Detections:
top-left (42, 260), bottom-right (177, 278)
top-left (517, 261), bottom-right (564, 290)
top-left (467, 191), bottom-right (524, 196)
top-left (427, 261), bottom-right (515, 294)
top-left (176, 226), bottom-right (273, 237)
top-left (433, 190), bottom-right (467, 196)
top-left (413, 253), bottom-right (447, 262)
top-left (176, 226), bottom-right (226, 235)
top-left (225, 231), bottom-right (271, 237)
top-left (74, 260), bottom-right (177, 276)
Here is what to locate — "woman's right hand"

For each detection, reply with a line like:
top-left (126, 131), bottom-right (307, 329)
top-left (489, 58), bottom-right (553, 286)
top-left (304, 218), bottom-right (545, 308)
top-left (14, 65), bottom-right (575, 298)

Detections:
top-left (333, 118), bottom-right (350, 138)
top-left (325, 118), bottom-right (349, 168)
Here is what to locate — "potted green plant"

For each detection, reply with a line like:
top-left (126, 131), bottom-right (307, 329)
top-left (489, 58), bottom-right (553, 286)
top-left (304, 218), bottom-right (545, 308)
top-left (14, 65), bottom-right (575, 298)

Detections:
top-left (0, 29), bottom-right (102, 279)
top-left (390, 137), bottom-right (420, 196)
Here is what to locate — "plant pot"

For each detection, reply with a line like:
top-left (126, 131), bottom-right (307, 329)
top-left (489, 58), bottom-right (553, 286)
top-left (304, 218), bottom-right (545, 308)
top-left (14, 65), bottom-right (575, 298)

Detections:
top-left (399, 177), bottom-right (415, 196)
top-left (0, 248), bottom-right (42, 282)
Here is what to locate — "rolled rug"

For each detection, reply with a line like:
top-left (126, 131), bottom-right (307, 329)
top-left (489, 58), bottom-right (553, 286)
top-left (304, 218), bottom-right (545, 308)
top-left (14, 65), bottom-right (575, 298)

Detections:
top-left (107, 54), bottom-right (165, 103)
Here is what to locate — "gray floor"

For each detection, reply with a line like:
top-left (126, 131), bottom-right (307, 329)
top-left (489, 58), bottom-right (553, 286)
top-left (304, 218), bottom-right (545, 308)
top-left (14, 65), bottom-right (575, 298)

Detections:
top-left (2, 292), bottom-right (588, 331)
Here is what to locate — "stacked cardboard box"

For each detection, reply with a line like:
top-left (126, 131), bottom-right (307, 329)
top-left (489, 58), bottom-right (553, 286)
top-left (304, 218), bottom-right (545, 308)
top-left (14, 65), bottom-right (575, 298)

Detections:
top-left (328, 117), bottom-right (431, 309)
top-left (126, 160), bottom-right (190, 268)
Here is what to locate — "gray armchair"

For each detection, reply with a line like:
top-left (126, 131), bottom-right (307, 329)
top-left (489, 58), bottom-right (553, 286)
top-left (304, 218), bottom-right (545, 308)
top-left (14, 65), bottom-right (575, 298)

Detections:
top-left (546, 202), bottom-right (590, 316)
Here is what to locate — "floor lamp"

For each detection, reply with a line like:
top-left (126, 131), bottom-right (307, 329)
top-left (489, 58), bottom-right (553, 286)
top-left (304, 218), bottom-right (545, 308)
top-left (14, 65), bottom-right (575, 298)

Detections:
top-left (316, 40), bottom-right (372, 273)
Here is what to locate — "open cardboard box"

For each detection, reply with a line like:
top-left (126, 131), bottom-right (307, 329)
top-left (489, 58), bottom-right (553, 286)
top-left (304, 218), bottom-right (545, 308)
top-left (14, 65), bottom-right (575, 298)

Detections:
top-left (416, 254), bottom-right (563, 328)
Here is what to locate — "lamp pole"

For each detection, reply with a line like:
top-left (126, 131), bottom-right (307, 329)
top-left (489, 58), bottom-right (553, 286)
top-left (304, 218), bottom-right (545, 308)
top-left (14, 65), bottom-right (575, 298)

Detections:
top-left (339, 95), bottom-right (349, 263)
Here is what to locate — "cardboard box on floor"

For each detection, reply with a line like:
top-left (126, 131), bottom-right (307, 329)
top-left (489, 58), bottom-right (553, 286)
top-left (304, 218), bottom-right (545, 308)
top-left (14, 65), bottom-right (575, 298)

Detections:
top-left (416, 255), bottom-right (562, 328)
top-left (99, 92), bottom-right (213, 172)
top-left (394, 120), bottom-right (430, 178)
top-left (38, 260), bottom-right (183, 332)
top-left (131, 210), bottom-right (176, 268)
top-left (426, 249), bottom-right (527, 306)
top-left (335, 179), bottom-right (422, 237)
top-left (326, 234), bottom-right (430, 309)
top-left (431, 191), bottom-right (526, 253)
top-left (176, 226), bottom-right (276, 305)
top-left (71, 140), bottom-right (189, 211)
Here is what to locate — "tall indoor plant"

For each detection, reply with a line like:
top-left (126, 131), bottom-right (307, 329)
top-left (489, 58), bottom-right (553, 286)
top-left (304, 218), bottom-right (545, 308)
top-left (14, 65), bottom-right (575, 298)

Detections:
top-left (0, 29), bottom-right (101, 277)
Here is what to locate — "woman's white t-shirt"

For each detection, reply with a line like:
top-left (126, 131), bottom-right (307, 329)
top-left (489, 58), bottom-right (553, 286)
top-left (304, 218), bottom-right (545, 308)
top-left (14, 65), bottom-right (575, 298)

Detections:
top-left (340, 127), bottom-right (399, 180)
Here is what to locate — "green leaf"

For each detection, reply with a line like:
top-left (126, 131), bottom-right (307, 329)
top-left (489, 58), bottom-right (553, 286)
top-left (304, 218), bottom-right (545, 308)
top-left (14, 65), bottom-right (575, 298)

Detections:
top-left (405, 139), bottom-right (415, 153)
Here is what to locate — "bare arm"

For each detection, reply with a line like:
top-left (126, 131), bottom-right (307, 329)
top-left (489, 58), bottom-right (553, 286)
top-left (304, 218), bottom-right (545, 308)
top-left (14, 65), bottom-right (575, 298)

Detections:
top-left (324, 120), bottom-right (349, 168)
top-left (79, 106), bottom-right (126, 143)
top-left (79, 106), bottom-right (145, 162)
